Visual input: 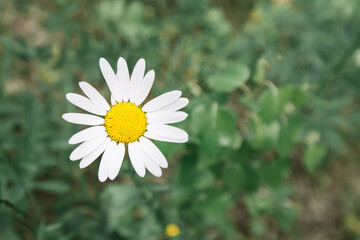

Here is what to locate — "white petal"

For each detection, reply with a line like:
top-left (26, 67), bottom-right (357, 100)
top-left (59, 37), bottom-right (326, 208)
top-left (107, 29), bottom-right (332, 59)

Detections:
top-left (146, 124), bottom-right (188, 139)
top-left (80, 138), bottom-right (110, 169)
top-left (128, 141), bottom-right (146, 177)
top-left (62, 113), bottom-right (105, 125)
top-left (111, 95), bottom-right (116, 106)
top-left (147, 111), bottom-right (188, 124)
top-left (142, 90), bottom-right (182, 112)
top-left (138, 147), bottom-right (162, 177)
top-left (69, 132), bottom-right (107, 161)
top-left (108, 142), bottom-right (125, 180)
top-left (134, 70), bottom-right (155, 106)
top-left (79, 81), bottom-right (110, 111)
top-left (129, 58), bottom-right (145, 103)
top-left (68, 126), bottom-right (106, 144)
top-left (98, 140), bottom-right (116, 182)
top-left (66, 93), bottom-right (107, 116)
top-left (155, 97), bottom-right (189, 113)
top-left (99, 58), bottom-right (122, 102)
top-left (139, 137), bottom-right (168, 168)
top-left (144, 131), bottom-right (188, 143)
top-left (116, 57), bottom-right (130, 102)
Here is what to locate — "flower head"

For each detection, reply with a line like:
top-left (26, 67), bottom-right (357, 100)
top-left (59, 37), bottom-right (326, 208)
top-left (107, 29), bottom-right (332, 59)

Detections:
top-left (63, 57), bottom-right (188, 181)
top-left (165, 223), bottom-right (180, 237)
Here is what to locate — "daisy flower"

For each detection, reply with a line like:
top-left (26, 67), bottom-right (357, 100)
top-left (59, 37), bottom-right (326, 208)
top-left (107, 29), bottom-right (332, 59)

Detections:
top-left (62, 57), bottom-right (189, 182)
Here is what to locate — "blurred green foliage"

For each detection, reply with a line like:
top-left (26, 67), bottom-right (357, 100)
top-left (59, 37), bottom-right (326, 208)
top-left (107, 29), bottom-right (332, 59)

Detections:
top-left (1, 0), bottom-right (360, 239)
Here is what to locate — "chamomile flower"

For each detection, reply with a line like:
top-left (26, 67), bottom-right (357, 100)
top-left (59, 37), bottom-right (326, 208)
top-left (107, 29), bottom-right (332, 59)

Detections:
top-left (62, 57), bottom-right (189, 181)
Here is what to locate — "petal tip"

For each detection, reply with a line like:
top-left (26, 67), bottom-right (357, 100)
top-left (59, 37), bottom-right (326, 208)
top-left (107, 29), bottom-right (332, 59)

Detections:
top-left (148, 69), bottom-right (155, 78)
top-left (183, 98), bottom-right (189, 105)
top-left (99, 58), bottom-right (110, 69)
top-left (78, 81), bottom-right (89, 89)
top-left (117, 56), bottom-right (126, 64)
top-left (160, 160), bottom-right (168, 169)
top-left (65, 93), bottom-right (72, 100)
top-left (98, 172), bottom-right (108, 182)
top-left (79, 162), bottom-right (86, 169)
top-left (99, 178), bottom-right (106, 183)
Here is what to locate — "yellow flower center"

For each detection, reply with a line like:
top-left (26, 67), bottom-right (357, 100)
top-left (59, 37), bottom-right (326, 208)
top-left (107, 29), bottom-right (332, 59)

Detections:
top-left (104, 102), bottom-right (147, 144)
top-left (165, 223), bottom-right (180, 237)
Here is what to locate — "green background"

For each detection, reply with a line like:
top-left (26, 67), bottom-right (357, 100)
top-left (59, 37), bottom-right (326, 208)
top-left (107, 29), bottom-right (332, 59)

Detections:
top-left (1, 0), bottom-right (360, 239)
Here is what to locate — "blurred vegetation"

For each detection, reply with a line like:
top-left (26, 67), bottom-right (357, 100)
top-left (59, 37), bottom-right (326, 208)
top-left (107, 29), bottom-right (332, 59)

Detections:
top-left (1, 0), bottom-right (360, 239)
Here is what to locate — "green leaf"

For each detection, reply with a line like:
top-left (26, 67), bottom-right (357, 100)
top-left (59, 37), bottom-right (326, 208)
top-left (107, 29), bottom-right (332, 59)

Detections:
top-left (35, 221), bottom-right (46, 240)
top-left (258, 88), bottom-right (280, 123)
top-left (224, 157), bottom-right (263, 192)
top-left (290, 88), bottom-right (308, 107)
top-left (193, 191), bottom-right (233, 225)
top-left (253, 58), bottom-right (269, 84)
top-left (223, 163), bottom-right (247, 190)
top-left (189, 100), bottom-right (212, 135)
top-left (216, 107), bottom-right (242, 149)
top-left (250, 219), bottom-right (266, 238)
top-left (277, 114), bottom-right (304, 157)
top-left (101, 184), bottom-right (145, 236)
top-left (207, 64), bottom-right (250, 92)
top-left (258, 85), bottom-right (308, 123)
top-left (249, 116), bottom-right (280, 151)
top-left (196, 105), bottom-right (242, 168)
top-left (304, 144), bottom-right (327, 173)
top-left (178, 156), bottom-right (216, 191)
top-left (173, 156), bottom-right (216, 205)
top-left (34, 181), bottom-right (70, 194)
top-left (261, 159), bottom-right (290, 187)
top-left (101, 185), bottom-right (140, 211)
top-left (197, 117), bottom-right (221, 168)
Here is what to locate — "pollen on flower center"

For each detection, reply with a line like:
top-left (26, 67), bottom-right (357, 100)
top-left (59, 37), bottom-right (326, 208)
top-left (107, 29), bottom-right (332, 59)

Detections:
top-left (104, 102), bottom-right (147, 144)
